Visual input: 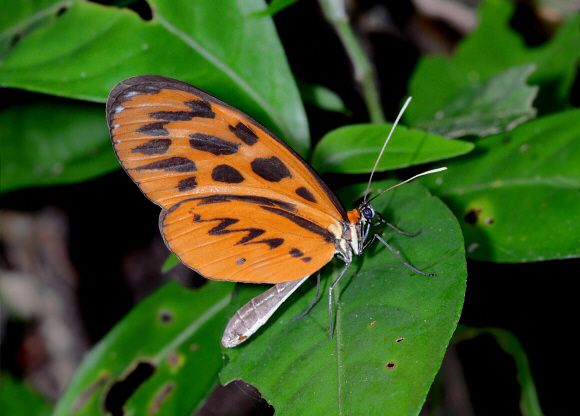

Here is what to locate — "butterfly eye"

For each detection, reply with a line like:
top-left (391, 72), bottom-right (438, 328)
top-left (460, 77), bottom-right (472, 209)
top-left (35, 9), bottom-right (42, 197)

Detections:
top-left (362, 206), bottom-right (375, 220)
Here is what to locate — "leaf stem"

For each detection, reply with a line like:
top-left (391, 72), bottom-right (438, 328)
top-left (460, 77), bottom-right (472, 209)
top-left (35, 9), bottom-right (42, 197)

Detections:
top-left (318, 0), bottom-right (386, 124)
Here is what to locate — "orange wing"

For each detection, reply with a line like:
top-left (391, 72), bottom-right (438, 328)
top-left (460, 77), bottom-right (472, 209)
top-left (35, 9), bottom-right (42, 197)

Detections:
top-left (107, 75), bottom-right (348, 283)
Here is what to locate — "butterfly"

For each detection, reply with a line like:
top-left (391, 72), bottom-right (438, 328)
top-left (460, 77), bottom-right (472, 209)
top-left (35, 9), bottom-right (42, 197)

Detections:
top-left (106, 75), bottom-right (445, 347)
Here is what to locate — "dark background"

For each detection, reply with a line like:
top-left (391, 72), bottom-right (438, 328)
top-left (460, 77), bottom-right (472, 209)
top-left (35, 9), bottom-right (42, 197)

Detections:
top-left (1, 1), bottom-right (577, 415)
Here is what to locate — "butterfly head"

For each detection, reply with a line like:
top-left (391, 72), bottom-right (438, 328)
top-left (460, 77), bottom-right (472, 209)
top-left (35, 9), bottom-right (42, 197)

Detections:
top-left (344, 202), bottom-right (380, 257)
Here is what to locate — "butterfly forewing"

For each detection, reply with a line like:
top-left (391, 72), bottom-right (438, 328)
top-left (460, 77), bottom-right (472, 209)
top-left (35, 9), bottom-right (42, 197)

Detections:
top-left (107, 75), bottom-right (348, 283)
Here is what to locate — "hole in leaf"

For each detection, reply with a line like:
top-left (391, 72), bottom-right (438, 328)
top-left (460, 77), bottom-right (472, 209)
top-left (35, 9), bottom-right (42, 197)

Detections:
top-left (159, 309), bottom-right (173, 323)
top-left (104, 361), bottom-right (155, 415)
top-left (127, 0), bottom-right (153, 21)
top-left (464, 209), bottom-right (480, 226)
top-left (55, 6), bottom-right (67, 17)
top-left (385, 361), bottom-right (396, 370)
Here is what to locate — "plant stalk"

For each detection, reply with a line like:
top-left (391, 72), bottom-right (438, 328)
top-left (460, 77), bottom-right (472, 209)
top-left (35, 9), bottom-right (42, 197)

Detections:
top-left (318, 0), bottom-right (386, 124)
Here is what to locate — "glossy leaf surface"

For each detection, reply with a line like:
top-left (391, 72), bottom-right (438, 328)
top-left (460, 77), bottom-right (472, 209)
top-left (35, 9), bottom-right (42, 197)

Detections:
top-left (0, 101), bottom-right (117, 192)
top-left (311, 124), bottom-right (474, 174)
top-left (421, 109), bottom-right (580, 262)
top-left (53, 281), bottom-right (234, 415)
top-left (0, 0), bottom-right (309, 154)
top-left (221, 180), bottom-right (467, 415)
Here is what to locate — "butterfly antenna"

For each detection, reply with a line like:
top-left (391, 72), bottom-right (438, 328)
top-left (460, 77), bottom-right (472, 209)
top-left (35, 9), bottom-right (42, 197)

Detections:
top-left (366, 167), bottom-right (448, 205)
top-left (363, 96), bottom-right (413, 204)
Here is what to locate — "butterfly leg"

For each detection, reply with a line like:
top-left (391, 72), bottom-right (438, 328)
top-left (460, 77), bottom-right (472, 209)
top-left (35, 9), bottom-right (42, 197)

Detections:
top-left (372, 234), bottom-right (436, 277)
top-left (292, 271), bottom-right (321, 322)
top-left (328, 261), bottom-right (351, 340)
top-left (385, 222), bottom-right (422, 237)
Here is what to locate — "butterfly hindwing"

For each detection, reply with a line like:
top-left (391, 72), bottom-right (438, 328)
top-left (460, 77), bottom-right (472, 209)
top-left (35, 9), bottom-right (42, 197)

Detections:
top-left (107, 75), bottom-right (347, 282)
top-left (160, 196), bottom-right (336, 283)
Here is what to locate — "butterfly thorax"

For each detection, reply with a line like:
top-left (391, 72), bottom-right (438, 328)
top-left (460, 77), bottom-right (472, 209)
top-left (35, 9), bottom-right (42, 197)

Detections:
top-left (332, 207), bottom-right (367, 264)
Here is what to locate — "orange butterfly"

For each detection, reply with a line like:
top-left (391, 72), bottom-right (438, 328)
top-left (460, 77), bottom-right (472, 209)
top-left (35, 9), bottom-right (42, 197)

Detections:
top-left (107, 75), bottom-right (444, 347)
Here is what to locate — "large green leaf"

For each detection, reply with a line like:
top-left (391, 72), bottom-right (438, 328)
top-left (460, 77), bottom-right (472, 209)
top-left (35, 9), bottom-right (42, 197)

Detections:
top-left (53, 280), bottom-right (234, 415)
top-left (0, 0), bottom-right (309, 154)
top-left (414, 64), bottom-right (538, 138)
top-left (221, 180), bottom-right (467, 415)
top-left (407, 0), bottom-right (580, 127)
top-left (0, 0), bottom-right (68, 58)
top-left (0, 101), bottom-right (117, 193)
top-left (421, 109), bottom-right (580, 262)
top-left (311, 123), bottom-right (474, 174)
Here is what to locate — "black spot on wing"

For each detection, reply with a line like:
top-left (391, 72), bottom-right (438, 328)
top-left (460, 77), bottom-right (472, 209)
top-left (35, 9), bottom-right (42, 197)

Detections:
top-left (135, 157), bottom-right (197, 173)
top-left (211, 165), bottom-right (244, 183)
top-left (251, 156), bottom-right (291, 182)
top-left (189, 133), bottom-right (240, 155)
top-left (302, 257), bottom-right (312, 262)
top-left (148, 99), bottom-right (214, 121)
top-left (132, 139), bottom-right (171, 155)
top-left (295, 187), bottom-right (317, 203)
top-left (236, 258), bottom-right (246, 265)
top-left (137, 122), bottom-right (169, 136)
top-left (290, 248), bottom-right (304, 257)
top-left (149, 111), bottom-right (196, 121)
top-left (177, 176), bottom-right (197, 192)
top-left (229, 122), bottom-right (258, 145)
top-left (257, 238), bottom-right (284, 249)
top-left (185, 99), bottom-right (215, 118)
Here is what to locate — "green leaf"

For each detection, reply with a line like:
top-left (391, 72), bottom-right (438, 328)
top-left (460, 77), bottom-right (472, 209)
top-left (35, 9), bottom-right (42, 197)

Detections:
top-left (298, 80), bottom-right (348, 114)
top-left (251, 0), bottom-right (301, 17)
top-left (0, 372), bottom-right (53, 416)
top-left (161, 254), bottom-right (180, 274)
top-left (53, 280), bottom-right (234, 415)
top-left (415, 64), bottom-right (538, 138)
top-left (311, 123), bottom-right (474, 174)
top-left (407, 0), bottom-right (580, 126)
top-left (221, 180), bottom-right (467, 415)
top-left (0, 0), bottom-right (309, 155)
top-left (0, 101), bottom-right (118, 193)
top-left (0, 0), bottom-right (69, 58)
top-left (454, 326), bottom-right (544, 416)
top-left (421, 109), bottom-right (580, 262)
